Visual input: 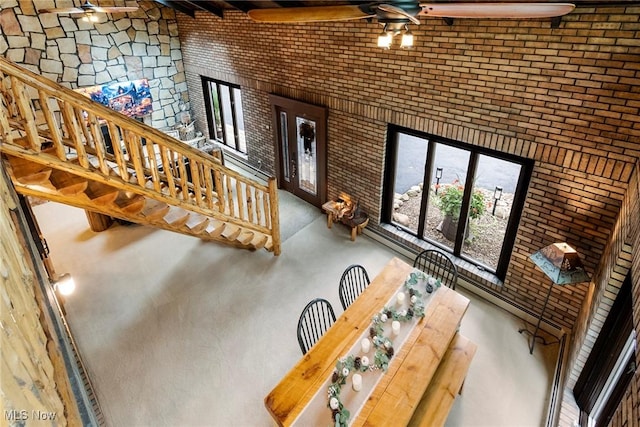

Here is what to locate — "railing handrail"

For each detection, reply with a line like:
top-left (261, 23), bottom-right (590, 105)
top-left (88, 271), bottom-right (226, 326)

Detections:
top-left (0, 57), bottom-right (280, 254)
top-left (0, 57), bottom-right (264, 190)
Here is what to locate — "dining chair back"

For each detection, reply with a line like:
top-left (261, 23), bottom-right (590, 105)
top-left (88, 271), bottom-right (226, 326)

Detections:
top-left (297, 298), bottom-right (337, 355)
top-left (413, 249), bottom-right (458, 290)
top-left (338, 264), bottom-right (371, 310)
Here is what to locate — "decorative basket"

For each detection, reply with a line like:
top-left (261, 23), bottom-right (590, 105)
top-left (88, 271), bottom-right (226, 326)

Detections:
top-left (179, 122), bottom-right (195, 140)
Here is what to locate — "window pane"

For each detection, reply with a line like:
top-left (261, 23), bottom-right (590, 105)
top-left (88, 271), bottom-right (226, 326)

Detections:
top-left (296, 117), bottom-right (317, 195)
top-left (208, 82), bottom-right (223, 141)
top-left (391, 133), bottom-right (427, 234)
top-left (280, 111), bottom-right (289, 182)
top-left (423, 143), bottom-right (470, 249)
top-left (461, 155), bottom-right (521, 270)
top-left (233, 87), bottom-right (246, 153)
top-left (220, 85), bottom-right (235, 149)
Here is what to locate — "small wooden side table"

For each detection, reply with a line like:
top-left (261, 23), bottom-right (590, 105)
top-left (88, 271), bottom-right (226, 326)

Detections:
top-left (322, 200), bottom-right (369, 241)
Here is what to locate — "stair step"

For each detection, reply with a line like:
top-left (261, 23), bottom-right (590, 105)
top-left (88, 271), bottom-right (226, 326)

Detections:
top-left (222, 224), bottom-right (242, 241)
top-left (237, 231), bottom-right (255, 245)
top-left (85, 182), bottom-right (119, 205)
top-left (264, 239), bottom-right (275, 252)
top-left (6, 156), bottom-right (52, 184)
top-left (113, 193), bottom-right (146, 214)
top-left (141, 199), bottom-right (171, 220)
top-left (162, 207), bottom-right (190, 227)
top-left (48, 169), bottom-right (88, 195)
top-left (206, 220), bottom-right (226, 238)
top-left (184, 214), bottom-right (209, 233)
top-left (251, 233), bottom-right (269, 250)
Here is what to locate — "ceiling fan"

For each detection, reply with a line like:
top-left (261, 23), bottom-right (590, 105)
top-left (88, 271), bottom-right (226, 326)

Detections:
top-left (38, 1), bottom-right (139, 20)
top-left (247, 2), bottom-right (576, 24)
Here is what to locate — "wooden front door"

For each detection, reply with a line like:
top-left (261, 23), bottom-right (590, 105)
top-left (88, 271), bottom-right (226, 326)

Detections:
top-left (269, 94), bottom-right (327, 208)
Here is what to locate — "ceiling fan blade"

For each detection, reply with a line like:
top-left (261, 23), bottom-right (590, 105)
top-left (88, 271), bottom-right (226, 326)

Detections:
top-left (37, 7), bottom-right (85, 14)
top-left (247, 5), bottom-right (374, 23)
top-left (377, 4), bottom-right (421, 25)
top-left (91, 6), bottom-right (139, 13)
top-left (418, 3), bottom-right (575, 19)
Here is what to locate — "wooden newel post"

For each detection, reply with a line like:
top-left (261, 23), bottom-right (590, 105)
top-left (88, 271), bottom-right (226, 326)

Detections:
top-left (85, 210), bottom-right (113, 232)
top-left (267, 177), bottom-right (281, 256)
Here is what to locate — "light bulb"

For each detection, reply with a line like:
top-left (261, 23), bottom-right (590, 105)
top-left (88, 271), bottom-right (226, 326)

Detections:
top-left (377, 32), bottom-right (392, 49)
top-left (401, 31), bottom-right (414, 48)
top-left (55, 274), bottom-right (76, 296)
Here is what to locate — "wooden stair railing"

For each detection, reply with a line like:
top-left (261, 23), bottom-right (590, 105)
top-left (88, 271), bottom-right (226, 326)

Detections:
top-left (0, 57), bottom-right (280, 255)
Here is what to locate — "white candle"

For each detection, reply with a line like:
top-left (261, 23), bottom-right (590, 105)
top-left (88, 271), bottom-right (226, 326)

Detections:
top-left (392, 320), bottom-right (401, 335)
top-left (361, 338), bottom-right (371, 353)
top-left (352, 373), bottom-right (362, 392)
top-left (396, 292), bottom-right (405, 306)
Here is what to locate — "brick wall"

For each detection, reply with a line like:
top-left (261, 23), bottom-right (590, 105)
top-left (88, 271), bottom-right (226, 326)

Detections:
top-left (608, 162), bottom-right (639, 426)
top-left (177, 5), bottom-right (639, 335)
top-left (558, 160), bottom-right (638, 425)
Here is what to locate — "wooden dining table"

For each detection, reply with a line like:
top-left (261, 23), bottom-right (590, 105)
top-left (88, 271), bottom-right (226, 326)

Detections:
top-left (264, 257), bottom-right (471, 426)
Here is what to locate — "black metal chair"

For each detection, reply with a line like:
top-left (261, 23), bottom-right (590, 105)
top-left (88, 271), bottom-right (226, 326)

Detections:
top-left (297, 298), bottom-right (337, 355)
top-left (413, 249), bottom-right (458, 290)
top-left (338, 264), bottom-right (371, 310)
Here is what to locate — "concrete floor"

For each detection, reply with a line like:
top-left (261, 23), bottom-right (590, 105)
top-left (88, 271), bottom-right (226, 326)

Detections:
top-left (33, 193), bottom-right (559, 427)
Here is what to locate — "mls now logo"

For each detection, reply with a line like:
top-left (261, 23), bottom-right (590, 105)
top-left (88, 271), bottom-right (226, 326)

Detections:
top-left (4, 410), bottom-right (28, 421)
top-left (4, 410), bottom-right (57, 421)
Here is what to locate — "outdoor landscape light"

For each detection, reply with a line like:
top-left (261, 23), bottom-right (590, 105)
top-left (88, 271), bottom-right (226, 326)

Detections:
top-left (435, 167), bottom-right (443, 193)
top-left (492, 186), bottom-right (503, 216)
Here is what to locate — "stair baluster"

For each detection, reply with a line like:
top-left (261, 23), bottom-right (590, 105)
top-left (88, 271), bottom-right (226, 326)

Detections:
top-left (0, 57), bottom-right (280, 255)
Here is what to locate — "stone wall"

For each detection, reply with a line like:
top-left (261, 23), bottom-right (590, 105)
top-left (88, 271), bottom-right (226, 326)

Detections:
top-left (0, 0), bottom-right (189, 129)
top-left (0, 167), bottom-right (81, 425)
top-left (176, 6), bottom-right (639, 335)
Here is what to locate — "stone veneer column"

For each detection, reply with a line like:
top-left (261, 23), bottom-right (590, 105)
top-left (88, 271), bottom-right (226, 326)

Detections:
top-left (0, 0), bottom-right (189, 129)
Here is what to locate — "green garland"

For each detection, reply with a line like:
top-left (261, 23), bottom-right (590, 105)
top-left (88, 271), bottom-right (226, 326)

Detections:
top-left (327, 270), bottom-right (442, 426)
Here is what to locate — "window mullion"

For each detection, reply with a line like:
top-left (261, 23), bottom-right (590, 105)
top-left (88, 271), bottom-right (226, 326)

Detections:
top-left (201, 78), bottom-right (214, 140)
top-left (454, 152), bottom-right (478, 255)
top-left (216, 83), bottom-right (229, 148)
top-left (229, 87), bottom-right (240, 151)
top-left (416, 140), bottom-right (434, 237)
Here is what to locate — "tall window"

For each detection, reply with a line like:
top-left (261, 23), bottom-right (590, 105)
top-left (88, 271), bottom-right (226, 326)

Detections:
top-left (574, 274), bottom-right (636, 427)
top-left (201, 77), bottom-right (247, 154)
top-left (383, 126), bottom-right (533, 279)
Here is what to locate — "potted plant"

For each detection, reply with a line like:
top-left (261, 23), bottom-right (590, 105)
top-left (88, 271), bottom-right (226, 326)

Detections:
top-left (436, 180), bottom-right (486, 240)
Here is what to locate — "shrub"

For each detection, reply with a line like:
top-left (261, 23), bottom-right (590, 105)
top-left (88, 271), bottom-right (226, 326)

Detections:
top-left (436, 180), bottom-right (486, 220)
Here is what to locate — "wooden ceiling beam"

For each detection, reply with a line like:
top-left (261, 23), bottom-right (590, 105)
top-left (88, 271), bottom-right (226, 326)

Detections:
top-left (224, 1), bottom-right (257, 13)
top-left (154, 0), bottom-right (195, 17)
top-left (183, 0), bottom-right (224, 18)
top-left (271, 1), bottom-right (296, 7)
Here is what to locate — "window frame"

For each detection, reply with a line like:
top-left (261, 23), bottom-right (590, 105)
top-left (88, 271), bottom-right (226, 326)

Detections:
top-left (574, 274), bottom-right (635, 427)
top-left (201, 76), bottom-right (246, 155)
top-left (382, 125), bottom-right (533, 280)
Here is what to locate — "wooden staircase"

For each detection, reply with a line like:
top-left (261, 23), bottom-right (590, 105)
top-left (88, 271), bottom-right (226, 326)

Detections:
top-left (0, 58), bottom-right (281, 255)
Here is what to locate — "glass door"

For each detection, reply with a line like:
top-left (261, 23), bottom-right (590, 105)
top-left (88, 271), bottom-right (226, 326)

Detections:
top-left (270, 95), bottom-right (327, 207)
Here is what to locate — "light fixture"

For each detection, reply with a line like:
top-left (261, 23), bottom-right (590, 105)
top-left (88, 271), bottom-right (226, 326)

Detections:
top-left (377, 22), bottom-right (416, 49)
top-left (82, 12), bottom-right (99, 22)
top-left (520, 243), bottom-right (590, 354)
top-left (492, 186), bottom-right (503, 215)
top-left (400, 25), bottom-right (414, 48)
top-left (377, 25), bottom-right (392, 49)
top-left (53, 273), bottom-right (76, 296)
top-left (435, 167), bottom-right (443, 194)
